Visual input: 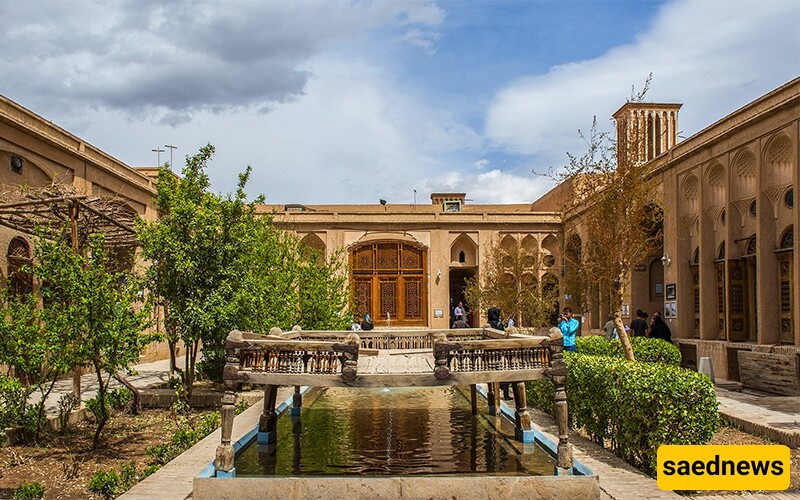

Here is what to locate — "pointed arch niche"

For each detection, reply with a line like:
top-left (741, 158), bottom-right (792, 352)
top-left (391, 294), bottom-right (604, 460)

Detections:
top-left (299, 233), bottom-right (326, 259)
top-left (449, 233), bottom-right (478, 326)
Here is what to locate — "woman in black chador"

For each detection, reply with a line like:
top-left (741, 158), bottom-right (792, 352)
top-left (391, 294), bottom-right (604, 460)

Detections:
top-left (649, 313), bottom-right (672, 343)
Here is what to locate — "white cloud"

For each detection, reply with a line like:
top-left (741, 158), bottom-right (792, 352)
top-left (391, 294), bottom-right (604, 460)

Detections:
top-left (485, 0), bottom-right (800, 173)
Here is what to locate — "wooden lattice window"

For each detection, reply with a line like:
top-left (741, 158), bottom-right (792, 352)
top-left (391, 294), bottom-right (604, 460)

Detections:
top-left (7, 237), bottom-right (32, 296)
top-left (716, 263), bottom-right (726, 340)
top-left (379, 279), bottom-right (397, 317)
top-left (404, 279), bottom-right (422, 318)
top-left (780, 227), bottom-right (793, 250)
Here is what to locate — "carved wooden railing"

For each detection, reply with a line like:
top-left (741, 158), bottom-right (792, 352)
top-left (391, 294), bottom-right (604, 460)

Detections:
top-left (432, 334), bottom-right (551, 380)
top-left (215, 327), bottom-right (574, 478)
top-left (225, 330), bottom-right (360, 382)
top-left (289, 328), bottom-right (489, 351)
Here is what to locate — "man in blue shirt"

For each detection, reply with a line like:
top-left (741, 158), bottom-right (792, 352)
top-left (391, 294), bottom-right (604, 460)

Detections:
top-left (558, 307), bottom-right (579, 352)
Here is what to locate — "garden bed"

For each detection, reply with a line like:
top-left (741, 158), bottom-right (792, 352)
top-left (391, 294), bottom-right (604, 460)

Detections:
top-left (0, 408), bottom-right (215, 499)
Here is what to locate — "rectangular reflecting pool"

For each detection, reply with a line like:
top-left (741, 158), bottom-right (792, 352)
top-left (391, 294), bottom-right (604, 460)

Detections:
top-left (234, 386), bottom-right (555, 477)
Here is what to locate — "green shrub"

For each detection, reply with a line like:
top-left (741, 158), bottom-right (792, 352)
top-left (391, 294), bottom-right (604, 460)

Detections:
top-left (0, 375), bottom-right (28, 429)
top-left (57, 393), bottom-right (80, 433)
top-left (107, 388), bottom-right (133, 412)
top-left (12, 482), bottom-right (45, 500)
top-left (141, 464), bottom-right (160, 478)
top-left (119, 461), bottom-right (138, 490)
top-left (197, 412), bottom-right (221, 437)
top-left (527, 353), bottom-right (718, 475)
top-left (145, 443), bottom-right (179, 466)
top-left (87, 468), bottom-right (120, 500)
top-left (575, 335), bottom-right (681, 365)
top-left (85, 394), bottom-right (108, 423)
top-left (235, 398), bottom-right (250, 415)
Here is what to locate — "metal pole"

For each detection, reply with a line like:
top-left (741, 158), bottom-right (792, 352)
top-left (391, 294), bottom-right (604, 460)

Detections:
top-left (165, 144), bottom-right (177, 171)
top-left (152, 147), bottom-right (164, 167)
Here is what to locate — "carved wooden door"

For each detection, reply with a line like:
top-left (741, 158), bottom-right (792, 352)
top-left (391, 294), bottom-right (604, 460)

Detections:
top-left (350, 241), bottom-right (427, 326)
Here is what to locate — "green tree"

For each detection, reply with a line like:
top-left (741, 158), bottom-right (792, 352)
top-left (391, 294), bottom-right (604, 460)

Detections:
top-left (33, 233), bottom-right (152, 448)
top-left (559, 79), bottom-right (663, 361)
top-left (0, 291), bottom-right (76, 441)
top-left (464, 237), bottom-right (557, 328)
top-left (138, 144), bottom-right (259, 398)
top-left (139, 145), bottom-right (350, 395)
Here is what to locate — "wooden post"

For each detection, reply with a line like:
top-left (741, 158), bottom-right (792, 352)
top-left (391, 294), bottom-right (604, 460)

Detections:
top-left (547, 328), bottom-right (573, 473)
top-left (433, 332), bottom-right (450, 380)
top-left (214, 350), bottom-right (240, 477)
top-left (487, 382), bottom-right (497, 416)
top-left (258, 384), bottom-right (278, 444)
top-left (70, 200), bottom-right (82, 406)
top-left (340, 332), bottom-right (360, 382)
top-left (291, 385), bottom-right (302, 417)
top-left (512, 381), bottom-right (531, 431)
top-left (470, 384), bottom-right (478, 415)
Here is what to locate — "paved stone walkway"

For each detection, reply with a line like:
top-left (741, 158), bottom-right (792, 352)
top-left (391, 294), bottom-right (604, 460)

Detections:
top-left (35, 358), bottom-right (173, 412)
top-left (716, 386), bottom-right (800, 448)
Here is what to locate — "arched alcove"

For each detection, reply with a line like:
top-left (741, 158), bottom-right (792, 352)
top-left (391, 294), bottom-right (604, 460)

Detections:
top-left (449, 233), bottom-right (477, 267)
top-left (7, 237), bottom-right (32, 296)
top-left (300, 233), bottom-right (326, 260)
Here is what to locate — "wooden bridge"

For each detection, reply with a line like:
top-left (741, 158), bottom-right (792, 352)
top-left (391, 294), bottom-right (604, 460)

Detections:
top-left (214, 327), bottom-right (572, 477)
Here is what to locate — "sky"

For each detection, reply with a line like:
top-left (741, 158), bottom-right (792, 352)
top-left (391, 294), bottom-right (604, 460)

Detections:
top-left (1, 0), bottom-right (798, 205)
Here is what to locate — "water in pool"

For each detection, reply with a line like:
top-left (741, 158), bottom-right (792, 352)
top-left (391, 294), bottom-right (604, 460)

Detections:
top-left (234, 386), bottom-right (555, 476)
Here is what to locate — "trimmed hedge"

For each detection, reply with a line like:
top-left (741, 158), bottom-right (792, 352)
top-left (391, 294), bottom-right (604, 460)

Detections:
top-left (576, 335), bottom-right (681, 365)
top-left (527, 353), bottom-right (718, 475)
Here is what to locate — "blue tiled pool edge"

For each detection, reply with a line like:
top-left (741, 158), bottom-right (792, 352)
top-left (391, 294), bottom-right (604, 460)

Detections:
top-left (472, 384), bottom-right (593, 477)
top-left (198, 386), bottom-right (312, 479)
top-left (199, 384), bottom-right (592, 479)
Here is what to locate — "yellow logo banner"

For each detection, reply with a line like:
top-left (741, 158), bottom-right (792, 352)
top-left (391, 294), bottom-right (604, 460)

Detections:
top-left (657, 445), bottom-right (790, 491)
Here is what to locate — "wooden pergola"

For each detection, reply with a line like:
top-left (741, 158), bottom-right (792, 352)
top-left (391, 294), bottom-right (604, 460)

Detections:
top-left (0, 185), bottom-right (139, 248)
top-left (0, 185), bottom-right (141, 402)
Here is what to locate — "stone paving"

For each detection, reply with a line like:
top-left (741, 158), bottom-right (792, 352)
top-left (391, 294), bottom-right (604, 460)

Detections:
top-left (716, 386), bottom-right (800, 448)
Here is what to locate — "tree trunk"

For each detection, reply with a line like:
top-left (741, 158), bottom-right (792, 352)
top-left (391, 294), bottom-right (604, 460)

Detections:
top-left (613, 288), bottom-right (635, 361)
top-left (113, 371), bottom-right (140, 415)
top-left (34, 377), bottom-right (58, 441)
top-left (92, 363), bottom-right (108, 449)
top-left (168, 338), bottom-right (177, 376)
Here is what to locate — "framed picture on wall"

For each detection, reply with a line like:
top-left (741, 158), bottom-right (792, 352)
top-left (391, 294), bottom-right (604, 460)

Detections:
top-left (670, 301), bottom-right (677, 318)
top-left (664, 302), bottom-right (671, 318)
top-left (666, 283), bottom-right (677, 300)
top-left (621, 303), bottom-right (630, 318)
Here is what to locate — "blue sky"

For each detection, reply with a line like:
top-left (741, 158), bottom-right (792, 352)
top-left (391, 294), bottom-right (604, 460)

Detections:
top-left (0, 0), bottom-right (797, 204)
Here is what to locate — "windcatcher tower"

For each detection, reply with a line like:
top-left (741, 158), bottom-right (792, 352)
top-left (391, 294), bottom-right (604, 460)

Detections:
top-left (613, 102), bottom-right (682, 165)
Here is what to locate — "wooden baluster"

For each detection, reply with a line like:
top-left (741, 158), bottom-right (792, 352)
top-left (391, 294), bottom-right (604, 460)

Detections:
top-left (214, 349), bottom-right (240, 477)
top-left (547, 328), bottom-right (572, 473)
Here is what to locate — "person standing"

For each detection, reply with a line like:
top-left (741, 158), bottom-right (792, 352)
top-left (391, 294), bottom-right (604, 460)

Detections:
top-left (558, 307), bottom-right (579, 352)
top-left (649, 313), bottom-right (672, 343)
top-left (603, 314), bottom-right (617, 340)
top-left (629, 309), bottom-right (648, 337)
top-left (454, 301), bottom-right (464, 321)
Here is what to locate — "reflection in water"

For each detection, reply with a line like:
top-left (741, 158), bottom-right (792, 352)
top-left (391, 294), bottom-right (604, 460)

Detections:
top-left (235, 386), bottom-right (554, 476)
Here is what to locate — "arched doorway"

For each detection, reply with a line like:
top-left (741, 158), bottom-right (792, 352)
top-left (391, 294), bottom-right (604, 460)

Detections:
top-left (350, 241), bottom-right (427, 327)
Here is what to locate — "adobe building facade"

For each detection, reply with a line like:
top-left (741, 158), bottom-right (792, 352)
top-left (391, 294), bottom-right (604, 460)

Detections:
top-left (267, 196), bottom-right (562, 329)
top-left (0, 94), bottom-right (165, 360)
top-left (0, 77), bottom-right (798, 388)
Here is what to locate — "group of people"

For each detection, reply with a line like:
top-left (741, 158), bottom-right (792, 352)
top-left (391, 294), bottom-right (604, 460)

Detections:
top-left (603, 308), bottom-right (672, 343)
top-left (350, 313), bottom-right (374, 331)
